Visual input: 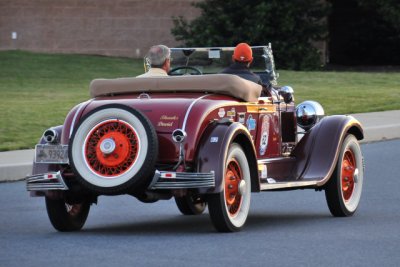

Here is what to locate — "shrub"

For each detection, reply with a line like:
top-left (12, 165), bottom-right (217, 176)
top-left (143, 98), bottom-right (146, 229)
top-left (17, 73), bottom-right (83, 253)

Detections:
top-left (171, 0), bottom-right (330, 70)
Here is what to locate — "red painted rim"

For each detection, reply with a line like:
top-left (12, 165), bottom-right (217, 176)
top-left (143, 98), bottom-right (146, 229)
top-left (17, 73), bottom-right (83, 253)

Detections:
top-left (85, 120), bottom-right (139, 177)
top-left (225, 159), bottom-right (243, 216)
top-left (341, 149), bottom-right (356, 201)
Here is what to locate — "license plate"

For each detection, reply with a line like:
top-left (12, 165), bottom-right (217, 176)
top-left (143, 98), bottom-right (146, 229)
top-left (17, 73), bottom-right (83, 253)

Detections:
top-left (35, 144), bottom-right (69, 164)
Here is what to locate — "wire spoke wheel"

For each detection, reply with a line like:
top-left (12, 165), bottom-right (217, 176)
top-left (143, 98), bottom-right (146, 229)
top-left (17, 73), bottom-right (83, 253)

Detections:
top-left (69, 105), bottom-right (158, 195)
top-left (325, 134), bottom-right (364, 216)
top-left (85, 120), bottom-right (139, 177)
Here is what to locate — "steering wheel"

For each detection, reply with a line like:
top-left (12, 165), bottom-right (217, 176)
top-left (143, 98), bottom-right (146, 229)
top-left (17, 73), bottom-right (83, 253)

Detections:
top-left (168, 66), bottom-right (203, 76)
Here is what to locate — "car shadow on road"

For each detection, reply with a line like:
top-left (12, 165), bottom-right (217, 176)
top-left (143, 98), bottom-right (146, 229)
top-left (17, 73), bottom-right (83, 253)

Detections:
top-left (82, 214), bottom-right (214, 235)
top-left (78, 211), bottom-right (332, 235)
top-left (247, 211), bottom-right (333, 230)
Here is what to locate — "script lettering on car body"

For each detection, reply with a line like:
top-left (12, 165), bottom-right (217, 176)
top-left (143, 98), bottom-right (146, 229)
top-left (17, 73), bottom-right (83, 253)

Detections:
top-left (157, 115), bottom-right (178, 127)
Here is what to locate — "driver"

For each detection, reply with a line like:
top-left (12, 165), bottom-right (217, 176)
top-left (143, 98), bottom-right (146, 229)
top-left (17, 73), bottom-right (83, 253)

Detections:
top-left (221, 43), bottom-right (262, 85)
top-left (137, 45), bottom-right (171, 77)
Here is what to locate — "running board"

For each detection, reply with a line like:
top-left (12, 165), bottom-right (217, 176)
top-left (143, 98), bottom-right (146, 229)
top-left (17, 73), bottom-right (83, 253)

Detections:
top-left (260, 180), bottom-right (318, 191)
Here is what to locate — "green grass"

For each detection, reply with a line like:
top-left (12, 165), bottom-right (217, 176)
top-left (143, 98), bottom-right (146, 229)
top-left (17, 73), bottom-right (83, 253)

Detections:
top-left (279, 70), bottom-right (400, 115)
top-left (0, 50), bottom-right (144, 151)
top-left (1, 50), bottom-right (399, 151)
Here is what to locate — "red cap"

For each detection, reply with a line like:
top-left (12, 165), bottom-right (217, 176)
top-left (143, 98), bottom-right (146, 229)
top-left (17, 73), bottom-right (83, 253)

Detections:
top-left (233, 43), bottom-right (253, 62)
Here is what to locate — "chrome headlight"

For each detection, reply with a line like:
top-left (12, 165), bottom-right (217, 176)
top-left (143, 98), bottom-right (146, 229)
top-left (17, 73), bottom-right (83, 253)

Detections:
top-left (296, 101), bottom-right (325, 130)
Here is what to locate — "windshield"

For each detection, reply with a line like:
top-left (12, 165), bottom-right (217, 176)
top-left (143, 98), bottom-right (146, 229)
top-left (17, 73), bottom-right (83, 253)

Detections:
top-left (144, 45), bottom-right (278, 86)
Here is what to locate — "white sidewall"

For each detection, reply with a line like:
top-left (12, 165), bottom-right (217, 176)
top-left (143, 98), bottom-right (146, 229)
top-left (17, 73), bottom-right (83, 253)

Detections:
top-left (224, 144), bottom-right (251, 228)
top-left (71, 108), bottom-right (149, 188)
top-left (340, 136), bottom-right (363, 212)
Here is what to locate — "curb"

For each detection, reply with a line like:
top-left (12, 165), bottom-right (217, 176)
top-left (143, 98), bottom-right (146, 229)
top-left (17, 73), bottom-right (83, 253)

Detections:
top-left (351, 111), bottom-right (400, 143)
top-left (0, 163), bottom-right (32, 182)
top-left (0, 149), bottom-right (34, 182)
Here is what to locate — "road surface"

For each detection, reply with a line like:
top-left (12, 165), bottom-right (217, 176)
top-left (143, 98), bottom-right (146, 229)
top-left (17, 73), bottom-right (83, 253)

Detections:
top-left (0, 140), bottom-right (399, 267)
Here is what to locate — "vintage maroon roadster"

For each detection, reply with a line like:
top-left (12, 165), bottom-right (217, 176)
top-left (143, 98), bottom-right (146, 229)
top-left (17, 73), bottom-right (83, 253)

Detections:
top-left (27, 45), bottom-right (364, 232)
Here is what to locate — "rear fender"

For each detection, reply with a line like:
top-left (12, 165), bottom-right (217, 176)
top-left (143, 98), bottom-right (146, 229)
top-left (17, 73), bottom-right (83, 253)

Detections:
top-left (196, 121), bottom-right (258, 194)
top-left (291, 115), bottom-right (363, 186)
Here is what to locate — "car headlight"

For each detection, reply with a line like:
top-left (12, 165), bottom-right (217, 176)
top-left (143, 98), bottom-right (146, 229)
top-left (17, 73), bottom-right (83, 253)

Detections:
top-left (296, 101), bottom-right (325, 131)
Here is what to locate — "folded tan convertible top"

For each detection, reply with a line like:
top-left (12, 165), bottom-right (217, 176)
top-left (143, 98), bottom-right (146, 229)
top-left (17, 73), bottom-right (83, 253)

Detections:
top-left (90, 74), bottom-right (262, 102)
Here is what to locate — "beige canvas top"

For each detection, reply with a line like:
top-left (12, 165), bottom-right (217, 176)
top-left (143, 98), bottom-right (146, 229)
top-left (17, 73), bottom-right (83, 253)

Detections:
top-left (89, 74), bottom-right (262, 102)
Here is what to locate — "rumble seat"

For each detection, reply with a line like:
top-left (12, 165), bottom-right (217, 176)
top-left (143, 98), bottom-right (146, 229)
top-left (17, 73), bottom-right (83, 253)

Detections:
top-left (89, 74), bottom-right (262, 102)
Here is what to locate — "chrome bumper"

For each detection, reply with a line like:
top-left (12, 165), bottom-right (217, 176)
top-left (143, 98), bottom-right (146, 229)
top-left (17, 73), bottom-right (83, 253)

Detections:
top-left (149, 170), bottom-right (215, 190)
top-left (26, 171), bottom-right (69, 191)
top-left (26, 170), bottom-right (215, 192)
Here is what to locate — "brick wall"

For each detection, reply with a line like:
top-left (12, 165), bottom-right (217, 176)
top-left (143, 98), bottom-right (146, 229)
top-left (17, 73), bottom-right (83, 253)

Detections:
top-left (0, 0), bottom-right (199, 58)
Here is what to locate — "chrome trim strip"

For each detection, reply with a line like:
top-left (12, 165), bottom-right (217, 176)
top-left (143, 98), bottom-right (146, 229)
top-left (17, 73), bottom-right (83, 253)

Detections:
top-left (69, 100), bottom-right (92, 138)
top-left (257, 157), bottom-right (296, 164)
top-left (148, 170), bottom-right (161, 189)
top-left (26, 171), bottom-right (69, 191)
top-left (260, 180), bottom-right (317, 191)
top-left (176, 94), bottom-right (211, 170)
top-left (171, 46), bottom-right (267, 52)
top-left (150, 170), bottom-right (215, 190)
top-left (182, 94), bottom-right (211, 132)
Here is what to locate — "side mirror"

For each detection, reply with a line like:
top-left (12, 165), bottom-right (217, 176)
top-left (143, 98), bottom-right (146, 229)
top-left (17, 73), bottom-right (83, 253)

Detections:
top-left (279, 86), bottom-right (294, 104)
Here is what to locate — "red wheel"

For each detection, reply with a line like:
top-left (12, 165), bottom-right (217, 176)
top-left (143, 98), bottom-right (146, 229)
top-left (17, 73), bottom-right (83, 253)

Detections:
top-left (208, 143), bottom-right (251, 232)
top-left (69, 105), bottom-right (158, 194)
top-left (341, 150), bottom-right (356, 201)
top-left (85, 120), bottom-right (139, 177)
top-left (224, 159), bottom-right (243, 216)
top-left (325, 135), bottom-right (364, 216)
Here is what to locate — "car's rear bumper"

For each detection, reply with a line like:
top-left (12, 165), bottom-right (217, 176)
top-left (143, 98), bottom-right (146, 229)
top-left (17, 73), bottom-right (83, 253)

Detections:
top-left (26, 170), bottom-right (215, 192)
top-left (149, 170), bottom-right (215, 190)
top-left (26, 171), bottom-right (69, 191)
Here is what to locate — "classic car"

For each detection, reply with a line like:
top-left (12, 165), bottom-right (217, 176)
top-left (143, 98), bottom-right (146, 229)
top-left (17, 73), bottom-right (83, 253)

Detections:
top-left (26, 45), bottom-right (365, 232)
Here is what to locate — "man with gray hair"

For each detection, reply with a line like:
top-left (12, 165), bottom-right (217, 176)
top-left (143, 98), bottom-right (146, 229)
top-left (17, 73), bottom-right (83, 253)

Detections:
top-left (137, 45), bottom-right (171, 77)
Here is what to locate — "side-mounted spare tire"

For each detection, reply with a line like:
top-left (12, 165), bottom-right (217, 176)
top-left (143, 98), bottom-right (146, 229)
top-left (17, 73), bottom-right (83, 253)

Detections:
top-left (69, 104), bottom-right (158, 195)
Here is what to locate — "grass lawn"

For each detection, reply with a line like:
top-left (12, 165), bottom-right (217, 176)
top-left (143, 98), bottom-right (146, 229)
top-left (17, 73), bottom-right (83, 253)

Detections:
top-left (0, 50), bottom-right (399, 151)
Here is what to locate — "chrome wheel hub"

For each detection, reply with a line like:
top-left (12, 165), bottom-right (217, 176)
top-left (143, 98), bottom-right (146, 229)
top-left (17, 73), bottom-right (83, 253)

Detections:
top-left (353, 168), bottom-right (359, 183)
top-left (99, 138), bottom-right (116, 154)
top-left (238, 179), bottom-right (246, 196)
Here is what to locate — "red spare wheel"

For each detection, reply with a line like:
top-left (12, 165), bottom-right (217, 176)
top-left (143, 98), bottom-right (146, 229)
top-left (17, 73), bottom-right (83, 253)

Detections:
top-left (69, 104), bottom-right (158, 194)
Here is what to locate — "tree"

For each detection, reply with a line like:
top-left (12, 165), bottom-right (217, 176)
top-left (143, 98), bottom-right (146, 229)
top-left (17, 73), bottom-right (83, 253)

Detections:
top-left (357, 0), bottom-right (400, 29)
top-left (328, 0), bottom-right (400, 65)
top-left (171, 0), bottom-right (331, 70)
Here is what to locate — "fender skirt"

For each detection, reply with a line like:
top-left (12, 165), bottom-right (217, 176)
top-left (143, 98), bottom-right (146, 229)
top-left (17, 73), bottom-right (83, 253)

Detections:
top-left (290, 115), bottom-right (363, 186)
top-left (195, 121), bottom-right (259, 194)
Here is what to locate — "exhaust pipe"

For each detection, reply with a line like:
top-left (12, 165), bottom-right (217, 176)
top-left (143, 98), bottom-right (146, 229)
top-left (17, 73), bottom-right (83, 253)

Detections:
top-left (43, 129), bottom-right (58, 144)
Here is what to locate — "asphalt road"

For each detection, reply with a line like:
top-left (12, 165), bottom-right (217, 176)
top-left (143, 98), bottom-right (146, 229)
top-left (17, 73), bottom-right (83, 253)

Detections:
top-left (1, 140), bottom-right (399, 267)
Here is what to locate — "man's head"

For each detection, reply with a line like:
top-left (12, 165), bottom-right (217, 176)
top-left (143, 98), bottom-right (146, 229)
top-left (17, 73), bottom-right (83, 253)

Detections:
top-left (147, 44), bottom-right (171, 72)
top-left (232, 43), bottom-right (253, 65)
